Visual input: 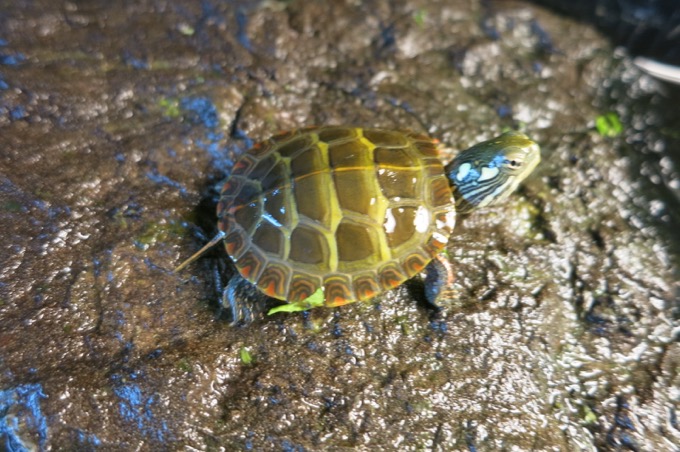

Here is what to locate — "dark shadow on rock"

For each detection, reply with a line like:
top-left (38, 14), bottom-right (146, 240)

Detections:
top-left (530, 0), bottom-right (680, 64)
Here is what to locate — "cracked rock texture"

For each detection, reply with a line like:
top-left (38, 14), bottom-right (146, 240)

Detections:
top-left (0, 0), bottom-right (678, 450)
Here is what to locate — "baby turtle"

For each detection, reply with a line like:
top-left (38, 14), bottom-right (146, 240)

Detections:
top-left (176, 126), bottom-right (540, 321)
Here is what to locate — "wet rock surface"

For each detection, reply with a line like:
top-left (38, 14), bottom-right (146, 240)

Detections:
top-left (532, 0), bottom-right (680, 65)
top-left (1, 0), bottom-right (678, 450)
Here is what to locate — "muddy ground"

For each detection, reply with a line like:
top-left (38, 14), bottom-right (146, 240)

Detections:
top-left (1, 1), bottom-right (678, 450)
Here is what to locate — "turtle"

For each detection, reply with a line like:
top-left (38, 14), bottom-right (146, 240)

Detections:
top-left (176, 126), bottom-right (540, 322)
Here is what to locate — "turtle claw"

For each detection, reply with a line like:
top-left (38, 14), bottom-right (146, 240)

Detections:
top-left (221, 275), bottom-right (258, 326)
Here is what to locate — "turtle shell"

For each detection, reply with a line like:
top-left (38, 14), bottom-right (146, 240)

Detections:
top-left (217, 126), bottom-right (456, 307)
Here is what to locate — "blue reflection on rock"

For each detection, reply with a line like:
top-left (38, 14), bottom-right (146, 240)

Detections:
top-left (180, 97), bottom-right (219, 129)
top-left (113, 383), bottom-right (170, 442)
top-left (0, 383), bottom-right (48, 451)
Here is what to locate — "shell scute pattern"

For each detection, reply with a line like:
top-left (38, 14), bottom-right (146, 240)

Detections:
top-left (219, 126), bottom-right (456, 306)
top-left (334, 170), bottom-right (383, 218)
top-left (317, 126), bottom-right (359, 143)
top-left (288, 224), bottom-right (330, 269)
top-left (402, 250), bottom-right (430, 274)
top-left (353, 273), bottom-right (381, 300)
top-left (378, 262), bottom-right (407, 290)
top-left (257, 261), bottom-right (291, 299)
top-left (429, 176), bottom-right (454, 207)
top-left (275, 135), bottom-right (313, 158)
top-left (362, 129), bottom-right (410, 148)
top-left (289, 271), bottom-right (321, 301)
top-left (224, 230), bottom-right (246, 258)
top-left (251, 221), bottom-right (284, 256)
top-left (232, 154), bottom-right (258, 173)
top-left (324, 274), bottom-right (354, 307)
top-left (236, 248), bottom-right (265, 281)
top-left (263, 186), bottom-right (295, 230)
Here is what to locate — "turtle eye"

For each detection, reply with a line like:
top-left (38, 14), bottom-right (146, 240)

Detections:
top-left (505, 159), bottom-right (521, 168)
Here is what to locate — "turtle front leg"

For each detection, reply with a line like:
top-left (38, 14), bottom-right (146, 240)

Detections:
top-left (423, 253), bottom-right (457, 308)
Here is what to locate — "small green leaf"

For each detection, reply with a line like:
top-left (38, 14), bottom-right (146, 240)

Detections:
top-left (177, 358), bottom-right (192, 373)
top-left (158, 97), bottom-right (180, 118)
top-left (267, 288), bottom-right (325, 315)
top-left (583, 405), bottom-right (598, 424)
top-left (413, 9), bottom-right (427, 27)
top-left (178, 23), bottom-right (195, 36)
top-left (239, 347), bottom-right (252, 365)
top-left (2, 201), bottom-right (23, 212)
top-left (595, 112), bottom-right (623, 137)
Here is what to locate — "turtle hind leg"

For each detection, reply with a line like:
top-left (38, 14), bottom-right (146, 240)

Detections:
top-left (221, 274), bottom-right (269, 326)
top-left (422, 253), bottom-right (458, 309)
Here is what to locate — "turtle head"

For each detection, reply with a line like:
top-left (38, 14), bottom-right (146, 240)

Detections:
top-left (444, 131), bottom-right (540, 214)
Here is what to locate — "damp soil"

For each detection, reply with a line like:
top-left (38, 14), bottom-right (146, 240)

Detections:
top-left (0, 0), bottom-right (678, 450)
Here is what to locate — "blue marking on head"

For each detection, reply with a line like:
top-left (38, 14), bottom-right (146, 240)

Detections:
top-left (489, 154), bottom-right (506, 168)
